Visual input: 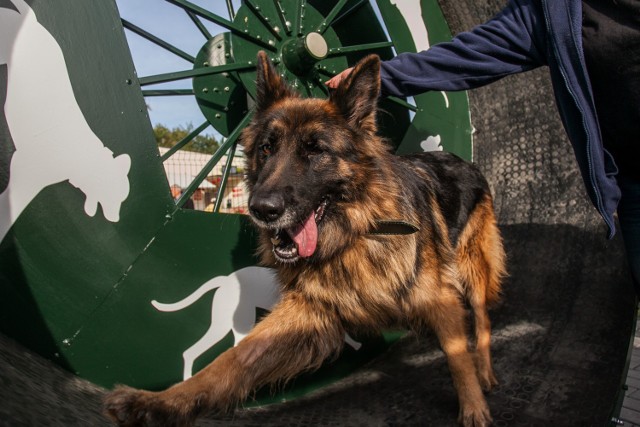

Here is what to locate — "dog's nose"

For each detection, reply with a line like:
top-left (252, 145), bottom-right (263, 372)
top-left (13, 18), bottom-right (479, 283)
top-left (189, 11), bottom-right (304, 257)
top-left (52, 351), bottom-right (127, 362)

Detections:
top-left (249, 193), bottom-right (285, 223)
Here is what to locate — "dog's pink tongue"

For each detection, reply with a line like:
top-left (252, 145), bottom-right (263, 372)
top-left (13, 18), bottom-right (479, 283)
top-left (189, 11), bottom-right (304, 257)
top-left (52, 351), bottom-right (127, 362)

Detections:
top-left (286, 212), bottom-right (317, 258)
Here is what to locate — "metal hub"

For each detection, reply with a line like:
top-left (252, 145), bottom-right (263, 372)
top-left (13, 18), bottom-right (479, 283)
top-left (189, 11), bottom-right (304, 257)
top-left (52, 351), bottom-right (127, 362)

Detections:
top-left (282, 32), bottom-right (329, 76)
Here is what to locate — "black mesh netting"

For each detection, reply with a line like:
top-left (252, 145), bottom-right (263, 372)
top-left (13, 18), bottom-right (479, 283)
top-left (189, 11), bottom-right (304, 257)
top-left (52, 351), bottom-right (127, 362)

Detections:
top-left (0, 1), bottom-right (635, 426)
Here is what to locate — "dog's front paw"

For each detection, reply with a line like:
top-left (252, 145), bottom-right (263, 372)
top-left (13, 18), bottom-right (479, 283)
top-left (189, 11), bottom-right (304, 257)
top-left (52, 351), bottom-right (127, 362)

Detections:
top-left (458, 400), bottom-right (493, 427)
top-left (104, 386), bottom-right (190, 427)
top-left (104, 386), bottom-right (154, 427)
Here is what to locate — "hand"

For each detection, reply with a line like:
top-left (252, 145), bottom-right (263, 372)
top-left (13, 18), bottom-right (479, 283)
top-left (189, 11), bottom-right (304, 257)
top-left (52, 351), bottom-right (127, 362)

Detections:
top-left (325, 67), bottom-right (353, 89)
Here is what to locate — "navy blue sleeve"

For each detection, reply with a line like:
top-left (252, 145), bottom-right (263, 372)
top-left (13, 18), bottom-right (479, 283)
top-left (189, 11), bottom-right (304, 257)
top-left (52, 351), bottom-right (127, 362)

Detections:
top-left (380, 0), bottom-right (548, 97)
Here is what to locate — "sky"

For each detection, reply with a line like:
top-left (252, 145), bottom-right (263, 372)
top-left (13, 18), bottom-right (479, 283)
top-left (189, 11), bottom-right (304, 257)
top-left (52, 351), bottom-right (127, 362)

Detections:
top-left (114, 0), bottom-right (242, 139)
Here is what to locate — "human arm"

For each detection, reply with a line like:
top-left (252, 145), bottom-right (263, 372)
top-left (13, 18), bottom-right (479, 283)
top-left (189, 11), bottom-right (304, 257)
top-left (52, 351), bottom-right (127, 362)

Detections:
top-left (380, 0), bottom-right (547, 97)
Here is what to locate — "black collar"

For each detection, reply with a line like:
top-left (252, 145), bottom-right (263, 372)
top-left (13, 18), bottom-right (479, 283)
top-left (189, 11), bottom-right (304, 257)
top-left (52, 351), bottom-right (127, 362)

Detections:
top-left (367, 220), bottom-right (419, 235)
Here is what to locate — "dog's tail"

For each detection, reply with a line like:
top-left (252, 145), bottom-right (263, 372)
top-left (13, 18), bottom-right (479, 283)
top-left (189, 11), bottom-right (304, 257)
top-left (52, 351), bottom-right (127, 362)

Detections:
top-left (456, 194), bottom-right (506, 306)
top-left (151, 280), bottom-right (220, 312)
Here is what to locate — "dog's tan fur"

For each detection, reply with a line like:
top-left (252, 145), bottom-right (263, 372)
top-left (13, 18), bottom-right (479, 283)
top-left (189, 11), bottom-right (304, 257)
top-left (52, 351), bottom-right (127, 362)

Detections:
top-left (104, 52), bottom-right (506, 427)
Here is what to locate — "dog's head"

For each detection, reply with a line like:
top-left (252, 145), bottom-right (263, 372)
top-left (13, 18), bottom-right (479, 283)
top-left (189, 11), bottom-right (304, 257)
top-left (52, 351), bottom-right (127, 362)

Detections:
top-left (241, 52), bottom-right (388, 265)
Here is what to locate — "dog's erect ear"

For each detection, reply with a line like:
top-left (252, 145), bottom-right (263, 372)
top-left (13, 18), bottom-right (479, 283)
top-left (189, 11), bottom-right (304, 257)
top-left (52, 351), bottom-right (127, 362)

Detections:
top-left (331, 55), bottom-right (381, 131)
top-left (255, 51), bottom-right (295, 112)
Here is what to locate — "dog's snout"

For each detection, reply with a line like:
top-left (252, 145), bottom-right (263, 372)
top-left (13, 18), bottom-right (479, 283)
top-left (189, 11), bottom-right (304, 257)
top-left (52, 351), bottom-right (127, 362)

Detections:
top-left (249, 193), bottom-right (285, 223)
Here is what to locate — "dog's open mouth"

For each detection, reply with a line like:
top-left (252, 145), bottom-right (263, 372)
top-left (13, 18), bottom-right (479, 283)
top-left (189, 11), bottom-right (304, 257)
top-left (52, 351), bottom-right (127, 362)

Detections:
top-left (270, 198), bottom-right (328, 262)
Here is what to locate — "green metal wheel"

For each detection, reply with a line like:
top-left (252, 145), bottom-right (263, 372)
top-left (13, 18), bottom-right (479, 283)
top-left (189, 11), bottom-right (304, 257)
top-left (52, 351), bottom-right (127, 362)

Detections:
top-left (0, 0), bottom-right (472, 401)
top-left (122, 0), bottom-right (473, 214)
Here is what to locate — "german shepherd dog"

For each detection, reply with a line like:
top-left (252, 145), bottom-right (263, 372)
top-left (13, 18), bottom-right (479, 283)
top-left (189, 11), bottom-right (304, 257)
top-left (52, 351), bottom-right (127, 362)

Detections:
top-left (105, 52), bottom-right (506, 427)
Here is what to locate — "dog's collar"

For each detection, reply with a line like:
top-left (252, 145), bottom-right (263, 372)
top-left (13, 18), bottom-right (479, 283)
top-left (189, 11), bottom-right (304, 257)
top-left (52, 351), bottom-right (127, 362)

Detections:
top-left (367, 220), bottom-right (419, 235)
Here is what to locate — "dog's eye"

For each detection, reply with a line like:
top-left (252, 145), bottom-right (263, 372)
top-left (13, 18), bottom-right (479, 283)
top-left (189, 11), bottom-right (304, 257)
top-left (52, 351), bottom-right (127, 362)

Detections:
top-left (306, 140), bottom-right (323, 156)
top-left (259, 143), bottom-right (272, 157)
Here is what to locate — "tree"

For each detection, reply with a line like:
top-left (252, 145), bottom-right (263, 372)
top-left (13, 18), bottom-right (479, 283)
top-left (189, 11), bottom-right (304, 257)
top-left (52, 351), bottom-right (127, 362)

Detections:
top-left (154, 123), bottom-right (220, 155)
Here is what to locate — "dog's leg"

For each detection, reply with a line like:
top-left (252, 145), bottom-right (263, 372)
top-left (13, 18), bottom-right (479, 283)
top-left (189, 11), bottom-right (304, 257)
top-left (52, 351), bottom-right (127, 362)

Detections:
top-left (456, 197), bottom-right (505, 391)
top-left (104, 294), bottom-right (344, 427)
top-left (468, 304), bottom-right (497, 392)
top-left (417, 286), bottom-right (493, 427)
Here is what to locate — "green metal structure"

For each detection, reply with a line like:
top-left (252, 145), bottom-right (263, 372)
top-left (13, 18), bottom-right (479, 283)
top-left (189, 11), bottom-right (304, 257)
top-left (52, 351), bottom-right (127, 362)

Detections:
top-left (0, 0), bottom-right (471, 398)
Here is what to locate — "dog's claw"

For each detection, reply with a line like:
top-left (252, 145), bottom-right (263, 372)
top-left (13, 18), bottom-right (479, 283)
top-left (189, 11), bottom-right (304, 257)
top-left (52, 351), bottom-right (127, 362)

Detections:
top-left (104, 386), bottom-right (159, 427)
top-left (458, 401), bottom-right (493, 427)
top-left (104, 386), bottom-right (198, 427)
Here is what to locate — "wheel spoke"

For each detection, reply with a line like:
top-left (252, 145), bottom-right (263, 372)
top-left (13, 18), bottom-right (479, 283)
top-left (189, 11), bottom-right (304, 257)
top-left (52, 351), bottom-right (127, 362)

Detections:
top-left (315, 79), bottom-right (330, 96)
top-left (387, 96), bottom-right (418, 112)
top-left (294, 0), bottom-right (305, 36)
top-left (160, 121), bottom-right (210, 162)
top-left (330, 0), bottom-right (368, 27)
top-left (316, 0), bottom-right (349, 34)
top-left (244, 0), bottom-right (283, 41)
top-left (165, 0), bottom-right (276, 51)
top-left (122, 19), bottom-right (195, 63)
top-left (139, 61), bottom-right (255, 86)
top-left (316, 67), bottom-right (335, 77)
top-left (226, 0), bottom-right (236, 20)
top-left (142, 89), bottom-right (195, 96)
top-left (176, 113), bottom-right (253, 208)
top-left (185, 10), bottom-right (212, 39)
top-left (273, 0), bottom-right (292, 35)
top-left (213, 142), bottom-right (238, 212)
top-left (328, 41), bottom-right (394, 56)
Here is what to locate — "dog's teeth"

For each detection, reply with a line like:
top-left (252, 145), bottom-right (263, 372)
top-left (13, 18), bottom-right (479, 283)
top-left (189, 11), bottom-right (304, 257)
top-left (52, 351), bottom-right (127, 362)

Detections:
top-left (271, 236), bottom-right (281, 245)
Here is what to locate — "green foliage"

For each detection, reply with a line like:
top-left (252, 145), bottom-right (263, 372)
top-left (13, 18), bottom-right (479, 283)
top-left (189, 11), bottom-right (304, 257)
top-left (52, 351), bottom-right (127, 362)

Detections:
top-left (154, 123), bottom-right (220, 155)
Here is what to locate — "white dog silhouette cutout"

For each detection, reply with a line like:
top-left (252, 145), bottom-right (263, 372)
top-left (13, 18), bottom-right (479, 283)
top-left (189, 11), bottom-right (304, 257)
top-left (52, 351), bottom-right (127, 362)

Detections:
top-left (0, 0), bottom-right (131, 242)
top-left (152, 266), bottom-right (362, 380)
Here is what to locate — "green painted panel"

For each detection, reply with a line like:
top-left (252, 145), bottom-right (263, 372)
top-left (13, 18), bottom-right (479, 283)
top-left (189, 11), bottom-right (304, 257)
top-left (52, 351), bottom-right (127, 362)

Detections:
top-left (0, 0), bottom-right (173, 368)
top-left (376, 0), bottom-right (473, 160)
top-left (64, 211), bottom-right (258, 388)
